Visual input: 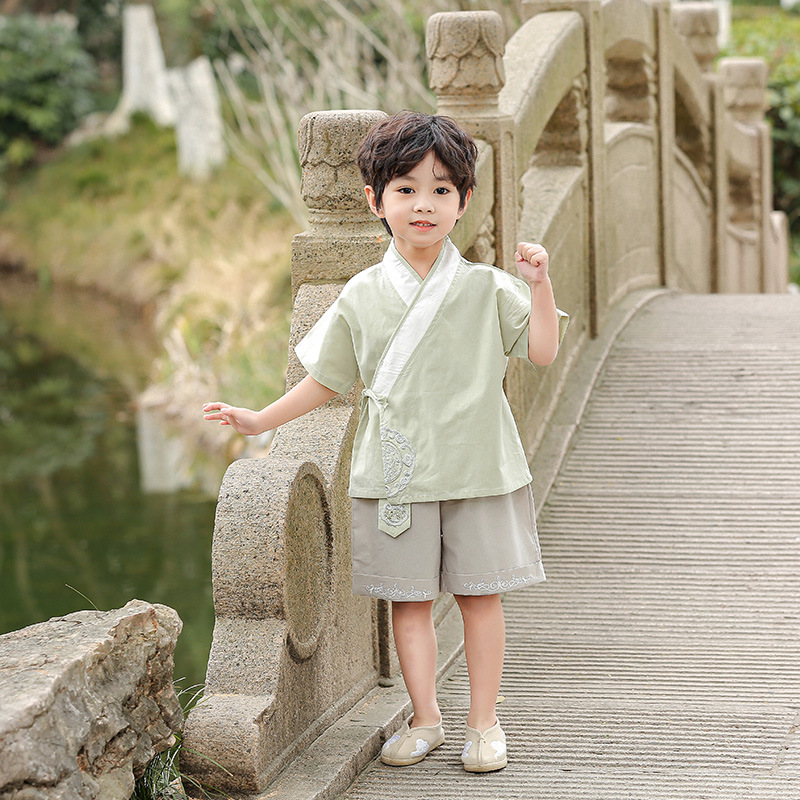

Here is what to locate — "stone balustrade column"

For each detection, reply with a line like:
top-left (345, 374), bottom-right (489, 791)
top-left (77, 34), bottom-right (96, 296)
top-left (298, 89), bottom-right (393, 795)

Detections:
top-left (291, 110), bottom-right (388, 299)
top-left (718, 58), bottom-right (771, 291)
top-left (426, 11), bottom-right (518, 272)
top-left (718, 58), bottom-right (768, 125)
top-left (672, 2), bottom-right (720, 73)
top-left (427, 11), bottom-right (505, 118)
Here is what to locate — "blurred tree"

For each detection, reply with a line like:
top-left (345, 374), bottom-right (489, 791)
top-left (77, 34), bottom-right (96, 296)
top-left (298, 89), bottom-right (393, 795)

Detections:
top-left (1, 1), bottom-right (79, 12)
top-left (0, 14), bottom-right (96, 164)
top-left (76, 0), bottom-right (124, 66)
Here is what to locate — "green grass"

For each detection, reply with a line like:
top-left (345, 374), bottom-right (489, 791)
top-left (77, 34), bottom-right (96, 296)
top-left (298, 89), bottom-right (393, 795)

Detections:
top-left (1, 114), bottom-right (267, 299)
top-left (0, 112), bottom-right (297, 420)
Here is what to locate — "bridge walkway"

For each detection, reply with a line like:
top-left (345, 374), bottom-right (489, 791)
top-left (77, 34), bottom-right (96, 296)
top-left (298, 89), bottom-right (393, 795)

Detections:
top-left (338, 291), bottom-right (800, 799)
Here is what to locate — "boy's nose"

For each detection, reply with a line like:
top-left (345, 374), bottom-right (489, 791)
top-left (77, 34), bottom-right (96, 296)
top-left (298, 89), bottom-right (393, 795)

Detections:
top-left (414, 196), bottom-right (434, 212)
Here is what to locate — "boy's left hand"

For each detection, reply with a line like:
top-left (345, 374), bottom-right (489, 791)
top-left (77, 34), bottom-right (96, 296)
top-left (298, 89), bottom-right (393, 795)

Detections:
top-left (515, 242), bottom-right (549, 284)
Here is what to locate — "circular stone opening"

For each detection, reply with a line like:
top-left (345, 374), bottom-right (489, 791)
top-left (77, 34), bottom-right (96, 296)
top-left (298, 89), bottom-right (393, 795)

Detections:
top-left (284, 470), bottom-right (333, 661)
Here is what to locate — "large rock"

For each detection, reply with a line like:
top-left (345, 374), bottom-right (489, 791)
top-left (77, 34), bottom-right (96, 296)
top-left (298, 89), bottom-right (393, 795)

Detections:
top-left (0, 600), bottom-right (183, 800)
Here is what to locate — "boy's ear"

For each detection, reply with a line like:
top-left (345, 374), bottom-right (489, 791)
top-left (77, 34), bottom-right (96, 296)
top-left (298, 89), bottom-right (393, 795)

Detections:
top-left (364, 185), bottom-right (384, 217)
top-left (457, 187), bottom-right (473, 217)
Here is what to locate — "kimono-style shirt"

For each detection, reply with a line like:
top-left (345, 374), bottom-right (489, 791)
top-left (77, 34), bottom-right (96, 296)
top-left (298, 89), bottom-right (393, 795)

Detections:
top-left (295, 236), bottom-right (569, 533)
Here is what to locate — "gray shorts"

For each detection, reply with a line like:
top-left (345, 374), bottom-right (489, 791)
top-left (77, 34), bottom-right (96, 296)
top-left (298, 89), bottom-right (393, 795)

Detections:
top-left (350, 484), bottom-right (545, 602)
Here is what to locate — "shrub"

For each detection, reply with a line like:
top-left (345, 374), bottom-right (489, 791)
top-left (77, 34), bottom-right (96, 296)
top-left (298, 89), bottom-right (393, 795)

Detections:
top-left (76, 0), bottom-right (123, 67)
top-left (0, 14), bottom-right (97, 164)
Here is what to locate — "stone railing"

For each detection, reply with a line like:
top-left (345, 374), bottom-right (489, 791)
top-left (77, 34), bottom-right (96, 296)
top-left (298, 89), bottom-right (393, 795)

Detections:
top-left (183, 1), bottom-right (787, 794)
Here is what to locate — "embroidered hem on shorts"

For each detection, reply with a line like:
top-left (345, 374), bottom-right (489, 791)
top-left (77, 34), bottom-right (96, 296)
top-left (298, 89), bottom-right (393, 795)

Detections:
top-left (442, 560), bottom-right (546, 595)
top-left (352, 573), bottom-right (438, 601)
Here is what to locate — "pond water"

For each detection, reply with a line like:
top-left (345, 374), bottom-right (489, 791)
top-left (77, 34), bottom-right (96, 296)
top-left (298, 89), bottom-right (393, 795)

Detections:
top-left (0, 277), bottom-right (219, 689)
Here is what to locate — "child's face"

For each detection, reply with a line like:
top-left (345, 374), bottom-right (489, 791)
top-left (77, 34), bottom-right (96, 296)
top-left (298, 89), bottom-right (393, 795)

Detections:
top-left (365, 150), bottom-right (471, 264)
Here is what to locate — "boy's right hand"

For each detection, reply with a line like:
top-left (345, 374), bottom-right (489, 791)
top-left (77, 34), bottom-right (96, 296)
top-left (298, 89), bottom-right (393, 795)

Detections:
top-left (203, 402), bottom-right (264, 436)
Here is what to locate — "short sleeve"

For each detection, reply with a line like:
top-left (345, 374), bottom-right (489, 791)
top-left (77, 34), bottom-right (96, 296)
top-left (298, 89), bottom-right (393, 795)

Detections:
top-left (497, 275), bottom-right (533, 358)
top-left (294, 297), bottom-right (359, 394)
top-left (497, 274), bottom-right (570, 362)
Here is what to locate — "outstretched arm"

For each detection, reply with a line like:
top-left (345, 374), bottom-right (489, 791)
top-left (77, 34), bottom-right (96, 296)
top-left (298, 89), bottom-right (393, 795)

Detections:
top-left (203, 374), bottom-right (339, 435)
top-left (515, 242), bottom-right (560, 366)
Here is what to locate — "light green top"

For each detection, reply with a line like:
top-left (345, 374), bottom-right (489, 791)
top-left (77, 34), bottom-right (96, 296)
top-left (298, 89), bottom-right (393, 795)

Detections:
top-left (295, 238), bottom-right (569, 503)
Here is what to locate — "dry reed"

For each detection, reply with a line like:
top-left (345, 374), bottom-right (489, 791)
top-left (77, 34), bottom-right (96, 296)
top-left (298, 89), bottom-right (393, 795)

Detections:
top-left (212, 0), bottom-right (521, 228)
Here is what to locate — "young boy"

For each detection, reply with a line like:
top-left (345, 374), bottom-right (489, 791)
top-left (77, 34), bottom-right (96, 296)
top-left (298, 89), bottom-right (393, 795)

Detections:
top-left (203, 111), bottom-right (567, 773)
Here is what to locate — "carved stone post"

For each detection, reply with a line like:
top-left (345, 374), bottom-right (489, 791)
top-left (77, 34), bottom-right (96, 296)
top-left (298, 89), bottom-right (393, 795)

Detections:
top-left (426, 12), bottom-right (518, 273)
top-left (673, 4), bottom-right (725, 290)
top-left (427, 11), bottom-right (506, 117)
top-left (652, 0), bottom-right (677, 290)
top-left (718, 58), bottom-right (768, 125)
top-left (672, 2), bottom-right (720, 73)
top-left (291, 110), bottom-right (388, 300)
top-left (718, 58), bottom-right (771, 291)
top-left (167, 56), bottom-right (227, 180)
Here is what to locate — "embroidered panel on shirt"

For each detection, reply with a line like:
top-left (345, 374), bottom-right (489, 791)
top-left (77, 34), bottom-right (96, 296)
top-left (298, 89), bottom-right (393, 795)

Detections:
top-left (381, 426), bottom-right (416, 497)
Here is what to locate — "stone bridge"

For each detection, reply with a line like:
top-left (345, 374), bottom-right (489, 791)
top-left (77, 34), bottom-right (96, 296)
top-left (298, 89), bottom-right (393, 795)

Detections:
top-left (182, 1), bottom-right (794, 797)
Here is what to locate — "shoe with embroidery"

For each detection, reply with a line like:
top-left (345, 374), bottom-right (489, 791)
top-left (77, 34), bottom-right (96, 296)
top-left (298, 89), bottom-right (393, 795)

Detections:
top-left (461, 719), bottom-right (508, 772)
top-left (380, 716), bottom-right (445, 766)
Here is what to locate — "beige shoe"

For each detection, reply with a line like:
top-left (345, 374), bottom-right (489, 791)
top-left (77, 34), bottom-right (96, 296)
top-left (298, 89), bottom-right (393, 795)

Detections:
top-left (380, 716), bottom-right (445, 766)
top-left (461, 719), bottom-right (508, 772)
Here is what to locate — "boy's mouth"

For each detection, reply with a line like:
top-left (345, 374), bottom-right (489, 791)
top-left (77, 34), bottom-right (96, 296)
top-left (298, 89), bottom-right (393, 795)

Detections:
top-left (411, 221), bottom-right (435, 229)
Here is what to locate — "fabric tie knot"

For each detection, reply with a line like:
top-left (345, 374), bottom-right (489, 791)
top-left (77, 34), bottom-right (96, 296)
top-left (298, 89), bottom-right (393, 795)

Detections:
top-left (361, 388), bottom-right (388, 412)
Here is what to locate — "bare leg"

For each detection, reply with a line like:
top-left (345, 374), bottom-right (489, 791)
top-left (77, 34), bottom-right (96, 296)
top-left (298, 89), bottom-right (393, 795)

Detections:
top-left (391, 600), bottom-right (441, 728)
top-left (454, 594), bottom-right (505, 731)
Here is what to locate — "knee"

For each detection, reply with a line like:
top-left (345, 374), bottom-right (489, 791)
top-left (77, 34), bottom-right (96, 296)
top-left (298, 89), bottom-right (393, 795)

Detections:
top-left (454, 593), bottom-right (502, 618)
top-left (392, 599), bottom-right (434, 623)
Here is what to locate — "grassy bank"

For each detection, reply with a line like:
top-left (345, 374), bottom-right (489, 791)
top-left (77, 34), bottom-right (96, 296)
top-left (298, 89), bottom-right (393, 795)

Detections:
top-left (0, 115), bottom-right (298, 461)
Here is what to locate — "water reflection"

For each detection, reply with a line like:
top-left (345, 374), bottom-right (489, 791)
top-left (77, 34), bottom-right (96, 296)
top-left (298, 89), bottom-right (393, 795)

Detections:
top-left (0, 283), bottom-right (217, 688)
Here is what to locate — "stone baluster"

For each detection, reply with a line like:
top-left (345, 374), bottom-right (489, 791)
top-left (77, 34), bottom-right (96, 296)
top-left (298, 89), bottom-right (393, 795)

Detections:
top-left (718, 58), bottom-right (772, 290)
top-left (291, 110), bottom-right (389, 298)
top-left (427, 11), bottom-right (506, 117)
top-left (672, 2), bottom-right (720, 73)
top-left (718, 58), bottom-right (768, 125)
top-left (426, 11), bottom-right (517, 272)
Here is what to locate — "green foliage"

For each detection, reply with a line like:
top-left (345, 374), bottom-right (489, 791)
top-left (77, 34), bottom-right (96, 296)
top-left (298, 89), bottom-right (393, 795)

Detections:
top-left (732, 0), bottom-right (781, 7)
top-left (724, 9), bottom-right (800, 281)
top-left (131, 683), bottom-right (204, 800)
top-left (0, 15), bottom-right (97, 162)
top-left (132, 682), bottom-right (238, 800)
top-left (76, 0), bottom-right (123, 66)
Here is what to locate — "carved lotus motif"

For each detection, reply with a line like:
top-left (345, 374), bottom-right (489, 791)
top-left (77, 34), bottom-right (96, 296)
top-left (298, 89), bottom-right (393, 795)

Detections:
top-left (426, 11), bottom-right (505, 96)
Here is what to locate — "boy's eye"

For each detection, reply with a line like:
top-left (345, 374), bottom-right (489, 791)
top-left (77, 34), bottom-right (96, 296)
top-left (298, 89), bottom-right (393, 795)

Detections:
top-left (398, 187), bottom-right (413, 194)
top-left (435, 187), bottom-right (450, 194)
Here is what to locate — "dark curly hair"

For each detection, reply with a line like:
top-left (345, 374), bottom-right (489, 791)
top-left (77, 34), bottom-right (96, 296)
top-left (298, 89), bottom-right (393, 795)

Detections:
top-left (356, 111), bottom-right (478, 235)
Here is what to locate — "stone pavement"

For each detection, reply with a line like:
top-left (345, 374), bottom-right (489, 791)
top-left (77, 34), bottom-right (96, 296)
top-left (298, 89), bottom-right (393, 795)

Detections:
top-left (338, 292), bottom-right (800, 799)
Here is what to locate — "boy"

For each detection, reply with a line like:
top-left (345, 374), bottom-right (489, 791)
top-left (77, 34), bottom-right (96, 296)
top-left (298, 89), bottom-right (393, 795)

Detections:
top-left (203, 111), bottom-right (567, 773)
